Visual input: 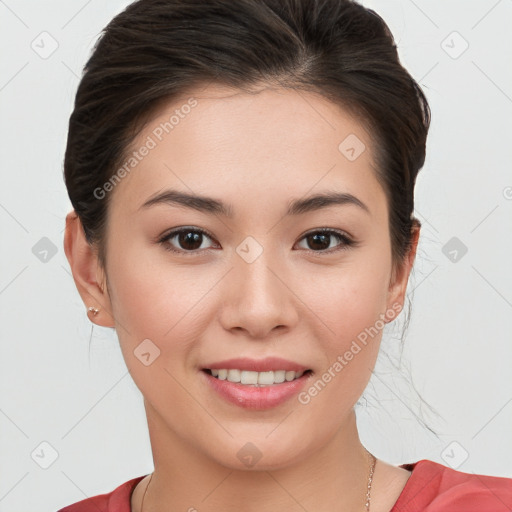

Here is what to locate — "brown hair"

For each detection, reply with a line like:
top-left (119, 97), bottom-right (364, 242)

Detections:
top-left (64, 0), bottom-right (429, 275)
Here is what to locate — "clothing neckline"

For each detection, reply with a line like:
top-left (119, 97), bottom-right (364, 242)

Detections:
top-left (124, 461), bottom-right (423, 511)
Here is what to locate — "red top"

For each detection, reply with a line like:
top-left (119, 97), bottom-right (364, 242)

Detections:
top-left (57, 459), bottom-right (512, 511)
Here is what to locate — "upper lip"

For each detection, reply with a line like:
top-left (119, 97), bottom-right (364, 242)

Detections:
top-left (203, 357), bottom-right (310, 373)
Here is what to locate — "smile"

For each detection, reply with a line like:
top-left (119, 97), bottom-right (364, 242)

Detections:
top-left (204, 368), bottom-right (311, 386)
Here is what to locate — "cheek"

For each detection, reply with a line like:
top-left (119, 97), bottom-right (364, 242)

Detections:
top-left (298, 258), bottom-right (390, 408)
top-left (105, 250), bottom-right (209, 408)
top-left (303, 259), bottom-right (390, 342)
top-left (105, 239), bottom-right (220, 359)
top-left (297, 269), bottom-right (388, 420)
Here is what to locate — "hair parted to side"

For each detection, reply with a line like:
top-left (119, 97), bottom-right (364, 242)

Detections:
top-left (64, 0), bottom-right (430, 282)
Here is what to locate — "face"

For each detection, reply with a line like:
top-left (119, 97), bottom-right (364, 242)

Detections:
top-left (91, 84), bottom-right (410, 470)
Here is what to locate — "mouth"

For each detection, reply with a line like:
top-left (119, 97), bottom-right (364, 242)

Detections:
top-left (202, 368), bottom-right (313, 386)
top-left (201, 366), bottom-right (313, 410)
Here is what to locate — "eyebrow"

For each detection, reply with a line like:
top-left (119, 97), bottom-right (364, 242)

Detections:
top-left (139, 189), bottom-right (370, 217)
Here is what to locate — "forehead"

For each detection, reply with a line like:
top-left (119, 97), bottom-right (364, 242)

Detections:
top-left (110, 84), bottom-right (386, 220)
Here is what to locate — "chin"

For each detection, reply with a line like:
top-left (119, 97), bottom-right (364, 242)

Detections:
top-left (203, 430), bottom-right (315, 472)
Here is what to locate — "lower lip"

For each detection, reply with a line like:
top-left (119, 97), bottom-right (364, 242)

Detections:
top-left (201, 370), bottom-right (311, 410)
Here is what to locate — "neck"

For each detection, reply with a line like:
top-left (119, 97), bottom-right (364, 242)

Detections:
top-left (136, 404), bottom-right (374, 512)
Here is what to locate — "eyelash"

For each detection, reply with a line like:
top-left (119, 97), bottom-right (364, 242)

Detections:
top-left (157, 227), bottom-right (357, 256)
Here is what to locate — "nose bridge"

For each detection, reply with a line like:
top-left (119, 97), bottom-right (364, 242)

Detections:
top-left (221, 235), bottom-right (298, 336)
top-left (236, 237), bottom-right (284, 309)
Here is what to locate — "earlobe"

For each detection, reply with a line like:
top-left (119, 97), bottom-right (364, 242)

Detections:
top-left (63, 210), bottom-right (115, 328)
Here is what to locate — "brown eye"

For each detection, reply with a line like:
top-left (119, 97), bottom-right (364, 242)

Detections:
top-left (297, 229), bottom-right (354, 253)
top-left (159, 227), bottom-right (217, 254)
top-left (176, 231), bottom-right (204, 250)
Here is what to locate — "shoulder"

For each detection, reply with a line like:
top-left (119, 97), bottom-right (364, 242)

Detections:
top-left (392, 459), bottom-right (512, 511)
top-left (57, 475), bottom-right (146, 512)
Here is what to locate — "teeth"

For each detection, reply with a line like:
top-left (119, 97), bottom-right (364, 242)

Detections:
top-left (274, 370), bottom-right (286, 383)
top-left (285, 370), bottom-right (295, 381)
top-left (227, 369), bottom-right (241, 382)
top-left (208, 369), bottom-right (307, 385)
top-left (241, 371), bottom-right (259, 385)
top-left (257, 371), bottom-right (274, 385)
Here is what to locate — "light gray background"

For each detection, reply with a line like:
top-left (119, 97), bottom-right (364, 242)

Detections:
top-left (1, 1), bottom-right (511, 510)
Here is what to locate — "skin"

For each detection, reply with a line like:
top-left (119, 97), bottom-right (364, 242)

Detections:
top-left (64, 84), bottom-right (419, 512)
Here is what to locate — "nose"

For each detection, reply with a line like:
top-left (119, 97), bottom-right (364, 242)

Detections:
top-left (218, 247), bottom-right (300, 339)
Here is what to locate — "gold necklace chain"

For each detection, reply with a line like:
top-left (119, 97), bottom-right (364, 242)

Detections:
top-left (365, 450), bottom-right (377, 511)
top-left (140, 450), bottom-right (376, 512)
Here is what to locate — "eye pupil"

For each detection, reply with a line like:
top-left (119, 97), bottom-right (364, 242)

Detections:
top-left (179, 231), bottom-right (202, 250)
top-left (308, 233), bottom-right (330, 250)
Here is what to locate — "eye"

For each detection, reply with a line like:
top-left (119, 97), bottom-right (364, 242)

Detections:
top-left (296, 229), bottom-right (356, 253)
top-left (158, 227), bottom-right (218, 255)
top-left (157, 227), bottom-right (356, 256)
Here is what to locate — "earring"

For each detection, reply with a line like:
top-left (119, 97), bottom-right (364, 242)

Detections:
top-left (88, 306), bottom-right (100, 316)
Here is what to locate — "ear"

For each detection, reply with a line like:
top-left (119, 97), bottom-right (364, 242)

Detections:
top-left (385, 221), bottom-right (421, 321)
top-left (63, 210), bottom-right (115, 328)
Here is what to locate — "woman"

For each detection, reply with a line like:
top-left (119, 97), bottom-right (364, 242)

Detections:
top-left (58, 0), bottom-right (512, 510)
